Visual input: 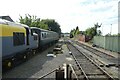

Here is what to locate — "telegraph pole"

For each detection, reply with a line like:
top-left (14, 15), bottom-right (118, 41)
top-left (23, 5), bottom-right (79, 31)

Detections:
top-left (110, 24), bottom-right (112, 35)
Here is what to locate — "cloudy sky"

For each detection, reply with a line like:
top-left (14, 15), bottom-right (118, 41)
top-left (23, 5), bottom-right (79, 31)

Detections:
top-left (0, 0), bottom-right (119, 35)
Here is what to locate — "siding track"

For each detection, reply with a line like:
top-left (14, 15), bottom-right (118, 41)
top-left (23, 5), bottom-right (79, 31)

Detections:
top-left (67, 41), bottom-right (116, 80)
top-left (74, 41), bottom-right (119, 67)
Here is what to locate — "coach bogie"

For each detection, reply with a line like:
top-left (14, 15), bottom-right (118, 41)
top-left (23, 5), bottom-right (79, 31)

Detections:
top-left (3, 58), bottom-right (15, 69)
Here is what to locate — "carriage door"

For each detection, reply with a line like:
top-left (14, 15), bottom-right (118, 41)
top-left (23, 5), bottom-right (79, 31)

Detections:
top-left (25, 28), bottom-right (29, 45)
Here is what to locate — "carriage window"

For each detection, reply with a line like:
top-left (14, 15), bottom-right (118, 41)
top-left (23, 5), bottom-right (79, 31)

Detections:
top-left (31, 29), bottom-right (33, 35)
top-left (42, 33), bottom-right (44, 38)
top-left (42, 32), bottom-right (48, 38)
top-left (13, 32), bottom-right (25, 46)
top-left (34, 35), bottom-right (38, 40)
top-left (44, 33), bottom-right (46, 38)
top-left (25, 27), bottom-right (29, 45)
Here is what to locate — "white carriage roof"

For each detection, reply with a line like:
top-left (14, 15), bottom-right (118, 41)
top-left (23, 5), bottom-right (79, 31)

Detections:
top-left (31, 27), bottom-right (57, 33)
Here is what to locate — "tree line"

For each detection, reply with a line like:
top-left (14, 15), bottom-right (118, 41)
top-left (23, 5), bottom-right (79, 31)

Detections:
top-left (70, 23), bottom-right (102, 39)
top-left (70, 22), bottom-right (120, 39)
top-left (19, 14), bottom-right (61, 35)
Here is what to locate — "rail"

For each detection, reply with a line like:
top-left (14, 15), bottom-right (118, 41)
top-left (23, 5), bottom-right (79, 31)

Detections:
top-left (67, 40), bottom-right (115, 80)
top-left (37, 68), bottom-right (59, 80)
top-left (75, 41), bottom-right (119, 67)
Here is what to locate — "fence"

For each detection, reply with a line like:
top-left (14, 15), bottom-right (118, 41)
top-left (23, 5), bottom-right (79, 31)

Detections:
top-left (93, 36), bottom-right (120, 52)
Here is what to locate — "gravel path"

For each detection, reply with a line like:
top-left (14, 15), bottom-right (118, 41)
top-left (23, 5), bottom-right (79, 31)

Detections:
top-left (2, 44), bottom-right (74, 79)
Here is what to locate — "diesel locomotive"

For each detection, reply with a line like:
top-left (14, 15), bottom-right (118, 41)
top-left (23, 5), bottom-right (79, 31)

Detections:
top-left (0, 16), bottom-right (59, 69)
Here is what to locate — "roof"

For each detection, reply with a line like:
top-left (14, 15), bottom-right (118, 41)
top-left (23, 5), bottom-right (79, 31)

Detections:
top-left (0, 16), bottom-right (14, 22)
top-left (0, 16), bottom-right (29, 29)
top-left (31, 27), bottom-right (57, 33)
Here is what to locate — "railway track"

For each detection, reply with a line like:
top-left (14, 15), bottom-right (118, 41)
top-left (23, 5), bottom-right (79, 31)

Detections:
top-left (73, 41), bottom-right (119, 67)
top-left (67, 41), bottom-right (116, 80)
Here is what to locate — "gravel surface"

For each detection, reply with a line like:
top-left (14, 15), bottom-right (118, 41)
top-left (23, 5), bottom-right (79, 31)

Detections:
top-left (71, 40), bottom-right (119, 79)
top-left (2, 44), bottom-right (74, 79)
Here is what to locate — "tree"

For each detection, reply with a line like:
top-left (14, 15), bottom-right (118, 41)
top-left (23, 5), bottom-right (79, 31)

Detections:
top-left (97, 30), bottom-right (102, 36)
top-left (19, 14), bottom-right (61, 34)
top-left (70, 26), bottom-right (80, 38)
top-left (84, 23), bottom-right (102, 38)
top-left (38, 22), bottom-right (48, 30)
top-left (40, 19), bottom-right (61, 34)
top-left (94, 23), bottom-right (102, 35)
top-left (19, 14), bottom-right (33, 27)
top-left (70, 29), bottom-right (75, 38)
top-left (74, 26), bottom-right (80, 35)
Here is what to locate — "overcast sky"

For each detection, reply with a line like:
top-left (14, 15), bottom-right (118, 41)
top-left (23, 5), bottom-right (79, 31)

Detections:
top-left (0, 0), bottom-right (119, 35)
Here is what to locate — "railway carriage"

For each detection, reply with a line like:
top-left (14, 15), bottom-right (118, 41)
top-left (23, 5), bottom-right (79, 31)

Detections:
top-left (0, 17), bottom-right (38, 68)
top-left (1, 16), bottom-right (59, 69)
top-left (31, 27), bottom-right (59, 49)
top-left (18, 24), bottom-right (38, 54)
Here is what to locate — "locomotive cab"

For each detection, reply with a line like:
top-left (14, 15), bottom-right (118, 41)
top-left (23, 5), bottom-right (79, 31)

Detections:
top-left (1, 17), bottom-right (39, 69)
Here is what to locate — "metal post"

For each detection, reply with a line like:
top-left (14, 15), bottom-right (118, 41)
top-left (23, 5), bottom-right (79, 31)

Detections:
top-left (66, 64), bottom-right (69, 80)
top-left (56, 68), bottom-right (64, 80)
top-left (67, 64), bottom-right (71, 80)
top-left (70, 70), bottom-right (72, 80)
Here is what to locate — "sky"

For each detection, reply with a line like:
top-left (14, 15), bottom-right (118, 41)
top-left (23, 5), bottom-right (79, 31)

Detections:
top-left (0, 0), bottom-right (119, 35)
